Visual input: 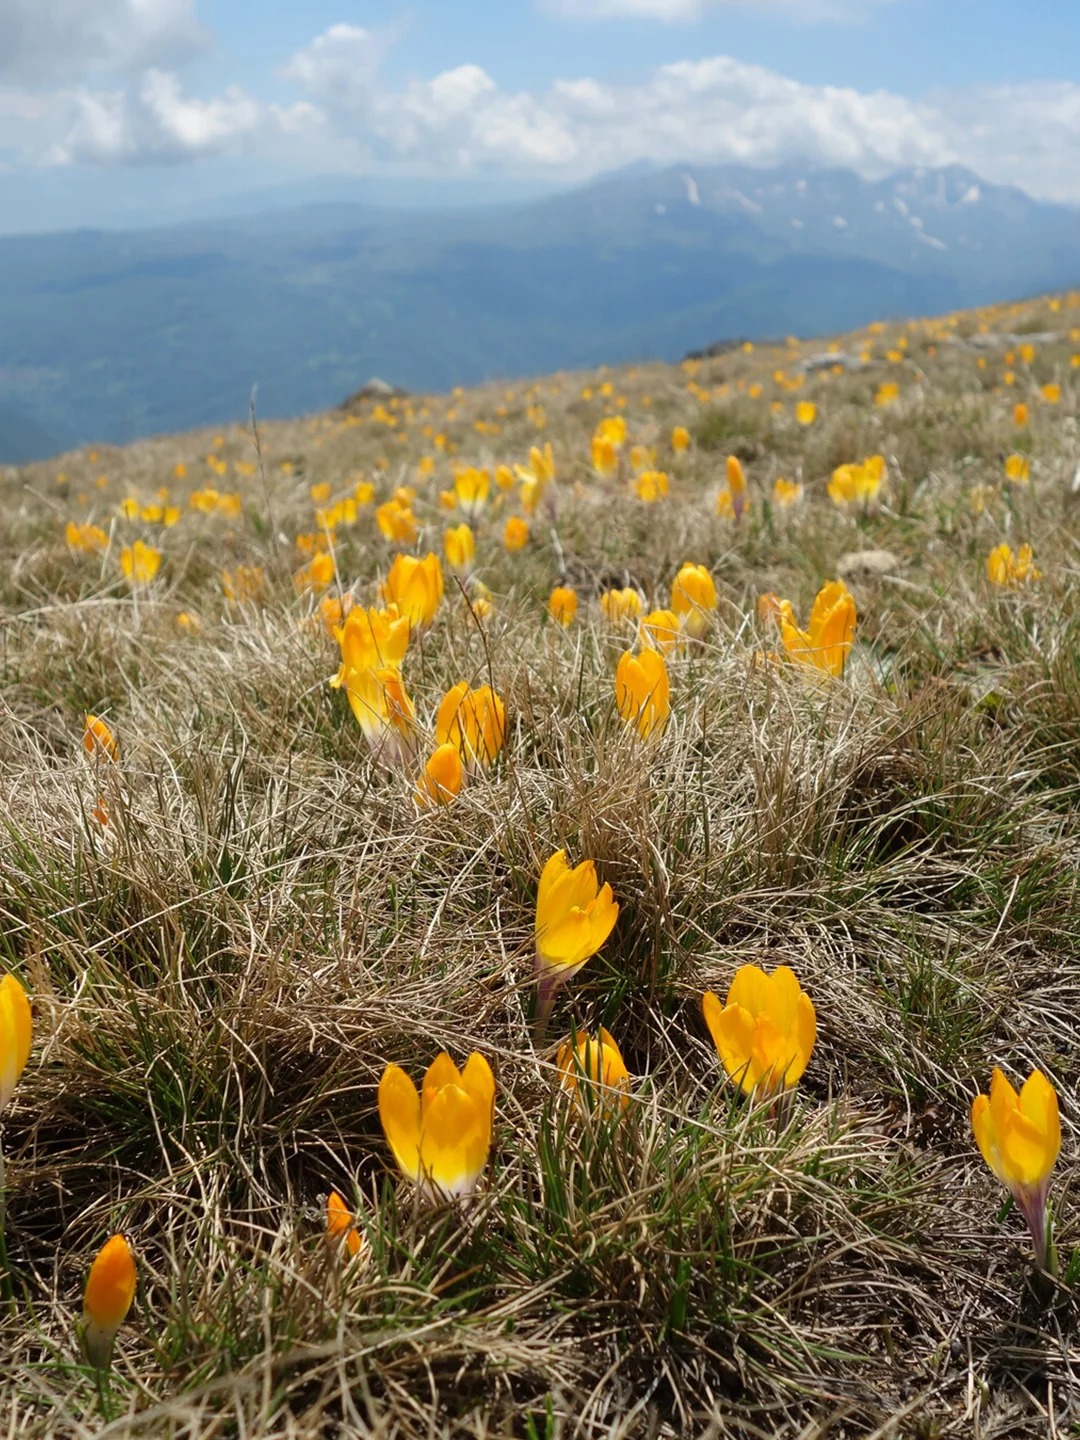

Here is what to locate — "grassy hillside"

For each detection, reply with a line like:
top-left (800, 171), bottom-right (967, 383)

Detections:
top-left (1, 287), bottom-right (1079, 1438)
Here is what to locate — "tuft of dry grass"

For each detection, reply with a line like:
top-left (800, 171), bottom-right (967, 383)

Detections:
top-left (1, 288), bottom-right (1079, 1436)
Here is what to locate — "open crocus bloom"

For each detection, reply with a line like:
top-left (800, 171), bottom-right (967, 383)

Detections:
top-left (972, 1067), bottom-right (1060, 1269)
top-left (82, 1234), bottom-right (137, 1369)
top-left (778, 580), bottom-right (856, 677)
top-left (0, 972), bottom-right (32, 1113)
top-left (535, 850), bottom-right (619, 1028)
top-left (703, 964), bottom-right (816, 1096)
top-left (556, 1027), bottom-right (631, 1113)
top-left (615, 648), bottom-right (670, 740)
top-left (378, 1051), bottom-right (495, 1201)
top-left (436, 682), bottom-right (506, 769)
top-left (333, 603), bottom-right (411, 676)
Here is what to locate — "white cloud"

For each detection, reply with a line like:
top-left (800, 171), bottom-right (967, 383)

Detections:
top-left (9, 19), bottom-right (1080, 208)
top-left (279, 34), bottom-right (946, 180)
top-left (47, 69), bottom-right (316, 166)
top-left (0, 0), bottom-right (207, 82)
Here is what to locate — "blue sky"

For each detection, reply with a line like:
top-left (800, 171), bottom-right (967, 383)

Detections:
top-left (2, 0), bottom-right (1079, 232)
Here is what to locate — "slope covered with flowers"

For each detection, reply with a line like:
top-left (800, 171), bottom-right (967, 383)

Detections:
top-left (1, 289), bottom-right (1079, 1438)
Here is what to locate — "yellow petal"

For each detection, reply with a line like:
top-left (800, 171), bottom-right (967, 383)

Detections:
top-left (0, 973), bottom-right (32, 1113)
top-left (82, 1234), bottom-right (136, 1367)
top-left (419, 1083), bottom-right (490, 1198)
top-left (378, 1064), bottom-right (422, 1181)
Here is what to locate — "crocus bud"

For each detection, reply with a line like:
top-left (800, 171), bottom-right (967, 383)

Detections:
top-left (81, 1235), bottom-right (136, 1369)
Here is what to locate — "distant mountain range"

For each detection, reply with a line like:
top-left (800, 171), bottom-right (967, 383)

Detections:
top-left (2, 161), bottom-right (1078, 462)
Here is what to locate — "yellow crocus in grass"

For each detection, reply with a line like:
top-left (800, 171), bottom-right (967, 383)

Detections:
top-left (671, 425), bottom-right (691, 453)
top-left (779, 580), bottom-right (856, 677)
top-left (1013, 402), bottom-right (1029, 427)
top-left (222, 565), bottom-right (266, 604)
top-left (334, 665), bottom-right (416, 757)
top-left (65, 521), bottom-right (108, 555)
top-left (987, 543), bottom-right (1040, 588)
top-left (453, 465), bottom-right (491, 516)
top-left (534, 849), bottom-right (619, 1029)
top-left (334, 604), bottom-right (410, 676)
top-left (874, 382), bottom-right (900, 407)
top-left (83, 714), bottom-right (118, 763)
top-left (600, 587), bottom-right (643, 624)
top-left (723, 455), bottom-right (748, 522)
top-left (548, 585), bottom-right (578, 628)
top-left (702, 964), bottom-right (816, 1097)
top-left (318, 593), bottom-right (353, 637)
top-left (326, 1191), bottom-right (368, 1263)
top-left (556, 1027), bottom-right (630, 1113)
top-left (772, 477), bottom-right (803, 509)
top-left (1004, 454), bottom-right (1031, 485)
top-left (1041, 383), bottom-right (1061, 405)
top-left (378, 1051), bottom-right (495, 1201)
top-left (594, 415), bottom-right (627, 449)
top-left (670, 562), bottom-right (717, 640)
top-left (294, 551), bottom-right (335, 594)
top-left (639, 608), bottom-right (684, 655)
top-left (443, 523), bottom-right (476, 575)
top-left (415, 742), bottom-right (465, 807)
top-left (795, 401), bottom-right (817, 426)
top-left (514, 443), bottom-right (555, 490)
top-left (81, 1234), bottom-right (136, 1369)
top-left (375, 498), bottom-right (418, 545)
top-left (615, 648), bottom-right (670, 740)
top-left (972, 1067), bottom-right (1060, 1270)
top-left (381, 552), bottom-right (443, 629)
top-left (0, 973), bottom-right (32, 1114)
top-left (435, 681), bottom-right (506, 769)
top-left (503, 516), bottom-right (529, 552)
top-left (827, 455), bottom-right (886, 508)
top-left (591, 435), bottom-right (619, 477)
top-left (634, 469), bottom-right (669, 503)
top-left (119, 540), bottom-right (161, 588)
top-left (330, 604), bottom-right (414, 756)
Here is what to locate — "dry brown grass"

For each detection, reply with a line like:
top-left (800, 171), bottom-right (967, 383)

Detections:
top-left (0, 289), bottom-right (1079, 1437)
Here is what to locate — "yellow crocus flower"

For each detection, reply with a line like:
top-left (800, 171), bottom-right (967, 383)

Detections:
top-left (702, 964), bottom-right (816, 1096)
top-left (599, 588), bottom-right (643, 624)
top-left (615, 648), bottom-right (670, 740)
top-left (435, 682), bottom-right (506, 769)
top-left (415, 742), bottom-right (465, 807)
top-left (81, 1235), bottom-right (136, 1369)
top-left (778, 580), bottom-right (856, 677)
top-left (670, 563), bottom-right (717, 640)
top-left (972, 1067), bottom-right (1060, 1269)
top-left (378, 1051), bottom-right (495, 1202)
top-left (326, 1191), bottom-right (368, 1262)
top-left (556, 1027), bottom-right (630, 1113)
top-left (119, 540), bottom-right (161, 588)
top-left (534, 849), bottom-right (619, 1028)
top-left (381, 553), bottom-right (443, 629)
top-left (0, 972), bottom-right (32, 1114)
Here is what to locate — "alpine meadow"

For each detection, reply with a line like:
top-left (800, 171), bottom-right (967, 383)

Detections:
top-left (3, 287), bottom-right (1080, 1440)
